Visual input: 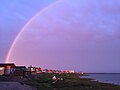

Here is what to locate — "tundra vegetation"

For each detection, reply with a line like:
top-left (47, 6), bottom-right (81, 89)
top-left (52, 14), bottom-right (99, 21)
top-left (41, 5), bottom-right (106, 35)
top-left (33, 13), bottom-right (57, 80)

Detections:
top-left (23, 73), bottom-right (120, 90)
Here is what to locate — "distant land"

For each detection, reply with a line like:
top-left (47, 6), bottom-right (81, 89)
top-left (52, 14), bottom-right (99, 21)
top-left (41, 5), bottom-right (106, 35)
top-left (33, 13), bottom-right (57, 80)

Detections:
top-left (87, 73), bottom-right (120, 74)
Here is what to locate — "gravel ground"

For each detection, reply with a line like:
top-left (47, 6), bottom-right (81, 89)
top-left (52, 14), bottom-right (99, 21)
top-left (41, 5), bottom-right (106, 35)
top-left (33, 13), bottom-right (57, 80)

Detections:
top-left (0, 82), bottom-right (37, 90)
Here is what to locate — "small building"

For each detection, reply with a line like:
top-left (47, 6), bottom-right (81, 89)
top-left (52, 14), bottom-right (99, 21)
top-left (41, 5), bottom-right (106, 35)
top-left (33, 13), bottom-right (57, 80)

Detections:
top-left (42, 69), bottom-right (49, 73)
top-left (69, 70), bottom-right (75, 73)
top-left (62, 70), bottom-right (69, 73)
top-left (14, 66), bottom-right (26, 78)
top-left (48, 69), bottom-right (53, 73)
top-left (53, 70), bottom-right (62, 74)
top-left (35, 67), bottom-right (42, 74)
top-left (28, 65), bottom-right (36, 75)
top-left (0, 63), bottom-right (16, 76)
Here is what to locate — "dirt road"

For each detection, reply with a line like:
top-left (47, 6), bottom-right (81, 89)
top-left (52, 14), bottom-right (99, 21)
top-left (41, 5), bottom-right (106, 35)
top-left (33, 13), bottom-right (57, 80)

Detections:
top-left (0, 82), bottom-right (37, 90)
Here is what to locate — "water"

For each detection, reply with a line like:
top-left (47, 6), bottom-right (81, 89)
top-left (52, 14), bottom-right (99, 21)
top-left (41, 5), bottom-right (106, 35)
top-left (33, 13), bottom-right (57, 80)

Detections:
top-left (82, 74), bottom-right (120, 85)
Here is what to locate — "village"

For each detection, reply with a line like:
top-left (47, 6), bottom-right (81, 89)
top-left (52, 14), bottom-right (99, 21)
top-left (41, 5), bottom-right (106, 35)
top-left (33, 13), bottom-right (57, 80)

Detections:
top-left (1, 63), bottom-right (120, 90)
top-left (0, 63), bottom-right (83, 79)
top-left (0, 63), bottom-right (84, 90)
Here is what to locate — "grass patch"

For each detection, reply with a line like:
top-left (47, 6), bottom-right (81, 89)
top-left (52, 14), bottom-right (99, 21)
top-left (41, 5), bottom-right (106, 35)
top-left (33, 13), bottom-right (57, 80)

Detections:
top-left (23, 73), bottom-right (120, 90)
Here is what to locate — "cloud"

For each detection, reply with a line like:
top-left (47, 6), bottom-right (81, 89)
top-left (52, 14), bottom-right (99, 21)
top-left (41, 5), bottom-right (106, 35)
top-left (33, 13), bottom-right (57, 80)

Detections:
top-left (0, 0), bottom-right (56, 62)
top-left (9, 0), bottom-right (120, 72)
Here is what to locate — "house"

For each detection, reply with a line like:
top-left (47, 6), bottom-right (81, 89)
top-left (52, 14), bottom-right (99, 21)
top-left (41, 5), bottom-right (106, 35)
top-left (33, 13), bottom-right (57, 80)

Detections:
top-left (14, 66), bottom-right (26, 78)
top-left (35, 67), bottom-right (42, 74)
top-left (69, 70), bottom-right (75, 73)
top-left (42, 69), bottom-right (49, 73)
top-left (48, 69), bottom-right (53, 73)
top-left (53, 70), bottom-right (62, 74)
top-left (0, 63), bottom-right (16, 76)
top-left (28, 65), bottom-right (36, 75)
top-left (62, 70), bottom-right (69, 73)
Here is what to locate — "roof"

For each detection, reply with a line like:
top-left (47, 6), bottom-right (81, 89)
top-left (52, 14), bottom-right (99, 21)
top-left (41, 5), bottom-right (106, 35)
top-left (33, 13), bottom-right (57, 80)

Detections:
top-left (16, 66), bottom-right (26, 71)
top-left (0, 63), bottom-right (16, 68)
top-left (16, 66), bottom-right (26, 68)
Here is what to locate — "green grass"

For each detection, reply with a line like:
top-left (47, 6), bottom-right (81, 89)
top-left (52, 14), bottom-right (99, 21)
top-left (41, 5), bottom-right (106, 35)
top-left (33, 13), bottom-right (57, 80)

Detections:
top-left (23, 73), bottom-right (120, 90)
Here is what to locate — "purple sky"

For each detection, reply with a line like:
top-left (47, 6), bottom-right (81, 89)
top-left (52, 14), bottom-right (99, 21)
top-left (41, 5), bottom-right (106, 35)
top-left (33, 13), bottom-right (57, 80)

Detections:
top-left (0, 0), bottom-right (56, 62)
top-left (1, 0), bottom-right (120, 73)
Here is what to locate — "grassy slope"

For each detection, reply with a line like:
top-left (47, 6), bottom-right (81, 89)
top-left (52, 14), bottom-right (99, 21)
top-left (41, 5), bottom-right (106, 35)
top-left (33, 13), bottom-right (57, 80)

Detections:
top-left (23, 73), bottom-right (120, 90)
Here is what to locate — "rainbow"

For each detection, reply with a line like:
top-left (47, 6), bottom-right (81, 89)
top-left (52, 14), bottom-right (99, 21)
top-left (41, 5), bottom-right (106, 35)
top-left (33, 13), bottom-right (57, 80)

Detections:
top-left (5, 0), bottom-right (63, 63)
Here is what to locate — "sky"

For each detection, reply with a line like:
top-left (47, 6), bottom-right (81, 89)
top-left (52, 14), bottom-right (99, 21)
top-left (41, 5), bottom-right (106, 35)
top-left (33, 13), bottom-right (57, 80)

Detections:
top-left (0, 0), bottom-right (120, 73)
top-left (0, 0), bottom-right (56, 62)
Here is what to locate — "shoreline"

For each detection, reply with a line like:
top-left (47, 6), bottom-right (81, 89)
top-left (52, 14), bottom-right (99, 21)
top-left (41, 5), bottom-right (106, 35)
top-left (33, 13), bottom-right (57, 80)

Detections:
top-left (1, 73), bottom-right (120, 90)
top-left (81, 73), bottom-right (120, 86)
top-left (22, 73), bottom-right (120, 90)
top-left (81, 77), bottom-right (120, 86)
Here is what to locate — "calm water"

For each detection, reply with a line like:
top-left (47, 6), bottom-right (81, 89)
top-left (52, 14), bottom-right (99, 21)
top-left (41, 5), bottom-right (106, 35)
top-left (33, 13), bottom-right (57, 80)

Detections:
top-left (82, 74), bottom-right (120, 85)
